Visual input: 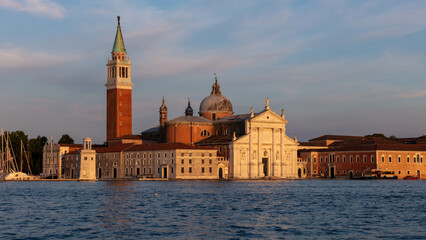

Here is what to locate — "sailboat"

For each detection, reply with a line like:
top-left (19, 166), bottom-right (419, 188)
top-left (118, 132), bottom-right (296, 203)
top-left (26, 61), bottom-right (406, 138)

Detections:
top-left (1, 129), bottom-right (39, 180)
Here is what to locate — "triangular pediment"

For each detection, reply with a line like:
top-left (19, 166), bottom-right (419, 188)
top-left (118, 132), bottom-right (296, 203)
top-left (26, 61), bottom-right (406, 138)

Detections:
top-left (250, 109), bottom-right (288, 124)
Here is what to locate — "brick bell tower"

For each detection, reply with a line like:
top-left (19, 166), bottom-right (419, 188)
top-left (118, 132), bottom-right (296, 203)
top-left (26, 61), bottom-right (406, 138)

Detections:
top-left (106, 16), bottom-right (133, 142)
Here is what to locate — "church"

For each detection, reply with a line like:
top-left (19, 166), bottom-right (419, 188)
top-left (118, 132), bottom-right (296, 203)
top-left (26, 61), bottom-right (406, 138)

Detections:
top-left (44, 16), bottom-right (299, 180)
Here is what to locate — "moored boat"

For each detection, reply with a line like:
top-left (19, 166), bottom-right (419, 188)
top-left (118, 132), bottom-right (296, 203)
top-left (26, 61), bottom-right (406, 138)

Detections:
top-left (403, 175), bottom-right (419, 180)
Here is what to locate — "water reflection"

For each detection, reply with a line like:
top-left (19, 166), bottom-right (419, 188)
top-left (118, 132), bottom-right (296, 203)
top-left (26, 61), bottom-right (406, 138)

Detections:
top-left (99, 181), bottom-right (138, 238)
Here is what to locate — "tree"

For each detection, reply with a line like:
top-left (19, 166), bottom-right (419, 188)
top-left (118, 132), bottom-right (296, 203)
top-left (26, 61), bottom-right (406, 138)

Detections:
top-left (58, 134), bottom-right (74, 144)
top-left (365, 133), bottom-right (398, 141)
top-left (29, 136), bottom-right (48, 174)
top-left (365, 133), bottom-right (387, 139)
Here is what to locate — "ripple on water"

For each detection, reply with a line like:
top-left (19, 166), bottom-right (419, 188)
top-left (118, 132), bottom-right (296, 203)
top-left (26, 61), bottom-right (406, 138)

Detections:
top-left (0, 180), bottom-right (425, 239)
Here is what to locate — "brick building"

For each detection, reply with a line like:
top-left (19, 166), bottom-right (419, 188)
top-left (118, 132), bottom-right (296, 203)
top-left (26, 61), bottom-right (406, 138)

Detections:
top-left (298, 135), bottom-right (426, 179)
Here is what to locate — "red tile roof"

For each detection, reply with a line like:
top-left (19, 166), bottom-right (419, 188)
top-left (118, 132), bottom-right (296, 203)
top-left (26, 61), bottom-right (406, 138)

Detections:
top-left (94, 143), bottom-right (135, 153)
top-left (309, 135), bottom-right (366, 142)
top-left (125, 143), bottom-right (214, 152)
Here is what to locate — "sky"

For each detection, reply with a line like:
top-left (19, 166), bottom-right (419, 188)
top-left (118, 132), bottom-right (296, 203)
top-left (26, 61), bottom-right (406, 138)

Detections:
top-left (1, 0), bottom-right (426, 144)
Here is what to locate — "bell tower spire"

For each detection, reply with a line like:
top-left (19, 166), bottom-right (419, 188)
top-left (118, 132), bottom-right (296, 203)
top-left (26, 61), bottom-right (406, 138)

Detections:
top-left (159, 97), bottom-right (168, 127)
top-left (106, 16), bottom-right (133, 142)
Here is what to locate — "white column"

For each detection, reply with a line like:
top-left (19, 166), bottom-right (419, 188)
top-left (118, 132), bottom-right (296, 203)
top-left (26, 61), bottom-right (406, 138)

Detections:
top-left (248, 121), bottom-right (252, 178)
top-left (258, 127), bottom-right (261, 177)
top-left (271, 128), bottom-right (275, 177)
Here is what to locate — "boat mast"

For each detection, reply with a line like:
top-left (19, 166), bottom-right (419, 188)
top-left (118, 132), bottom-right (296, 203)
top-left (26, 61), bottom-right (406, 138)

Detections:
top-left (1, 129), bottom-right (3, 174)
top-left (27, 139), bottom-right (31, 175)
top-left (50, 136), bottom-right (53, 178)
top-left (21, 140), bottom-right (23, 172)
top-left (6, 131), bottom-right (18, 173)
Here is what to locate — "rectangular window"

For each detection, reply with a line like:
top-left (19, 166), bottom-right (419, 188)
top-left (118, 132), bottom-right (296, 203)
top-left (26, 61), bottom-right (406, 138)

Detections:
top-left (350, 156), bottom-right (353, 163)
top-left (189, 159), bottom-right (192, 164)
top-left (209, 167), bottom-right (212, 173)
top-left (389, 156), bottom-right (392, 163)
top-left (209, 159), bottom-right (212, 164)
top-left (202, 167), bottom-right (205, 173)
top-left (189, 167), bottom-right (192, 173)
top-left (181, 159), bottom-right (184, 164)
top-left (158, 168), bottom-right (160, 173)
top-left (407, 156), bottom-right (410, 163)
top-left (407, 170), bottom-right (410, 175)
top-left (325, 157), bottom-right (328, 163)
top-left (343, 156), bottom-right (346, 163)
top-left (181, 153), bottom-right (184, 157)
top-left (363, 156), bottom-right (366, 163)
top-left (320, 157), bottom-right (323, 163)
top-left (356, 156), bottom-right (359, 163)
top-left (382, 156), bottom-right (385, 162)
top-left (171, 168), bottom-right (173, 173)
top-left (314, 157), bottom-right (316, 163)
top-left (336, 156), bottom-right (339, 163)
top-left (181, 167), bottom-right (184, 173)
top-left (398, 157), bottom-right (401, 163)
top-left (202, 159), bottom-right (204, 164)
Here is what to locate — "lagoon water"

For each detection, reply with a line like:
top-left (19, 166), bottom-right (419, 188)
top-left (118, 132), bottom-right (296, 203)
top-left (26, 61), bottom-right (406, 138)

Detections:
top-left (0, 180), bottom-right (425, 239)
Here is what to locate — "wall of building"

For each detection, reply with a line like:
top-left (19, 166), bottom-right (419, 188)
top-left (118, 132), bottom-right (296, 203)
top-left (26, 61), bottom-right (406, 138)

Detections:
top-left (107, 88), bottom-right (132, 141)
top-left (165, 123), bottom-right (213, 144)
top-left (377, 151), bottom-right (425, 179)
top-left (229, 110), bottom-right (298, 179)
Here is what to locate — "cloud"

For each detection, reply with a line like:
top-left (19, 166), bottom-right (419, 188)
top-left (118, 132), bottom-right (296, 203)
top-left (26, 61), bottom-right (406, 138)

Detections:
top-left (0, 43), bottom-right (78, 70)
top-left (0, 0), bottom-right (65, 18)
top-left (397, 90), bottom-right (426, 99)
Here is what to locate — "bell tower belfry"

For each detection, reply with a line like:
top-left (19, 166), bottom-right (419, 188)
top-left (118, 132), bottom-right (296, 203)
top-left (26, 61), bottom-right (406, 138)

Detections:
top-left (106, 16), bottom-right (133, 142)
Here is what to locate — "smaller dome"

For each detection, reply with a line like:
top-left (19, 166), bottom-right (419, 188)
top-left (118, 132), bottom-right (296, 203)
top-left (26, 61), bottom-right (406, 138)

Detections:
top-left (185, 98), bottom-right (193, 116)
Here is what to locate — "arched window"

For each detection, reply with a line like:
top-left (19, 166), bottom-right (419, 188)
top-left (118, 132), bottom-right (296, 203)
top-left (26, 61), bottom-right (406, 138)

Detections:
top-left (201, 130), bottom-right (210, 137)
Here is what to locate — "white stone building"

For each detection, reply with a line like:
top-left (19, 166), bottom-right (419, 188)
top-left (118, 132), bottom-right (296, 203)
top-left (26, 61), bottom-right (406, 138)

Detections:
top-left (229, 100), bottom-right (299, 179)
top-left (78, 138), bottom-right (97, 180)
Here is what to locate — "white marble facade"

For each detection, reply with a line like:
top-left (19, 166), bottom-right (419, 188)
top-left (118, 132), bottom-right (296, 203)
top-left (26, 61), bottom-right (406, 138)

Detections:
top-left (229, 103), bottom-right (298, 179)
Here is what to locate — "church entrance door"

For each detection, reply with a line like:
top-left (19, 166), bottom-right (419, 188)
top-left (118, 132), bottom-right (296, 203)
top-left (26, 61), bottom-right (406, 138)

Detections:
top-left (219, 168), bottom-right (223, 179)
top-left (330, 167), bottom-right (335, 178)
top-left (262, 158), bottom-right (268, 176)
top-left (163, 167), bottom-right (167, 178)
top-left (113, 168), bottom-right (117, 179)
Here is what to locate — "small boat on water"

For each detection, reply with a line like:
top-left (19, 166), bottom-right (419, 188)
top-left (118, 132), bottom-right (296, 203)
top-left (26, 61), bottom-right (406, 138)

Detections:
top-left (1, 129), bottom-right (39, 181)
top-left (4, 171), bottom-right (39, 180)
top-left (403, 175), bottom-right (419, 180)
top-left (355, 169), bottom-right (398, 180)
